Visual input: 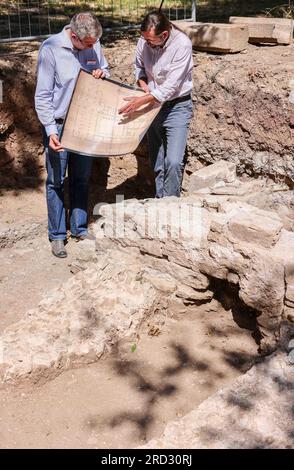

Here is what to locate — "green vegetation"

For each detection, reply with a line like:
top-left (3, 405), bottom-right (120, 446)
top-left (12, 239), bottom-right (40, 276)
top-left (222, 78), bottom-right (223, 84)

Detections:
top-left (196, 1), bottom-right (294, 22)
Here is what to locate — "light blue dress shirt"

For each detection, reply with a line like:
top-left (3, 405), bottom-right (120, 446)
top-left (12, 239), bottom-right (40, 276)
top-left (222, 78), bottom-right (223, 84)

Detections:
top-left (35, 25), bottom-right (109, 137)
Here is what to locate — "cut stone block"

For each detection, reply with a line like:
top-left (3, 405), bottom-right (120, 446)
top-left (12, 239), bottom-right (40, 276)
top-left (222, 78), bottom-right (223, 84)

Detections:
top-left (284, 260), bottom-right (294, 303)
top-left (285, 299), bottom-right (294, 308)
top-left (188, 160), bottom-right (237, 193)
top-left (173, 21), bottom-right (249, 53)
top-left (284, 307), bottom-right (294, 322)
top-left (229, 16), bottom-right (293, 45)
top-left (228, 209), bottom-right (283, 248)
top-left (286, 285), bottom-right (294, 303)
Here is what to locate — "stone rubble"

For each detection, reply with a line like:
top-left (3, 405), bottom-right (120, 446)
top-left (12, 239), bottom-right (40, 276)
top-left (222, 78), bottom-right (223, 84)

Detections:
top-left (1, 161), bottom-right (293, 389)
top-left (0, 249), bottom-right (161, 385)
top-left (229, 16), bottom-right (294, 45)
top-left (173, 21), bottom-right (249, 53)
top-left (94, 162), bottom-right (294, 354)
top-left (0, 222), bottom-right (45, 249)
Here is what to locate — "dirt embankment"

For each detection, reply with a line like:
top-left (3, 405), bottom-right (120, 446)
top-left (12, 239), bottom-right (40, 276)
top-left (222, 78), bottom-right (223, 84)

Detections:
top-left (0, 44), bottom-right (43, 190)
top-left (187, 44), bottom-right (294, 186)
top-left (1, 37), bottom-right (294, 194)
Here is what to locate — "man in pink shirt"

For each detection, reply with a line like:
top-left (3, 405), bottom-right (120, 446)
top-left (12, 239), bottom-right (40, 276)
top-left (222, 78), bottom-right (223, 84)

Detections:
top-left (119, 10), bottom-right (193, 198)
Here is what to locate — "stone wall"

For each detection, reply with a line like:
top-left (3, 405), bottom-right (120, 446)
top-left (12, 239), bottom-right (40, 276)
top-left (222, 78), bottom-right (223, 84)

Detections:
top-left (1, 161), bottom-right (293, 386)
top-left (94, 161), bottom-right (294, 354)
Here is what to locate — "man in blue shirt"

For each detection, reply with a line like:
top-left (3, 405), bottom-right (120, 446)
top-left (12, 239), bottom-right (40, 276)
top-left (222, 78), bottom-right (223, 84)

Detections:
top-left (35, 12), bottom-right (109, 258)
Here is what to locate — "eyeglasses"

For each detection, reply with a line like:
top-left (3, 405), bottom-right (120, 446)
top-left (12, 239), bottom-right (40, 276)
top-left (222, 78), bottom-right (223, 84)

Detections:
top-left (140, 32), bottom-right (166, 45)
top-left (72, 33), bottom-right (99, 48)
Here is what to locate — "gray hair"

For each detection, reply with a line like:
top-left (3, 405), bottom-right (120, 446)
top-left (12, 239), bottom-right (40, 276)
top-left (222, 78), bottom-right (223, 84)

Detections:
top-left (70, 12), bottom-right (102, 40)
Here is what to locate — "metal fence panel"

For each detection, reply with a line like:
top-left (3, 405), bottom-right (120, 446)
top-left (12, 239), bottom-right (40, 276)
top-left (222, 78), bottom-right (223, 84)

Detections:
top-left (0, 1), bottom-right (195, 41)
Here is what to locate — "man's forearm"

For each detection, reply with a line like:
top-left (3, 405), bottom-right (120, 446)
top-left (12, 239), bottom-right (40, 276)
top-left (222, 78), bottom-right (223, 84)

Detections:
top-left (140, 93), bottom-right (157, 106)
top-left (35, 90), bottom-right (57, 136)
top-left (118, 92), bottom-right (158, 115)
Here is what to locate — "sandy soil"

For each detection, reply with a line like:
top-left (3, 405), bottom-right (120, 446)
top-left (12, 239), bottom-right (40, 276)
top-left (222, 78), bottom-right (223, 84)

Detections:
top-left (0, 302), bottom-right (259, 448)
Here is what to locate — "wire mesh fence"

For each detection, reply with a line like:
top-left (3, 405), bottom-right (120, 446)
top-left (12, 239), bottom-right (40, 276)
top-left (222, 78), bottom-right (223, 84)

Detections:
top-left (0, 1), bottom-right (196, 41)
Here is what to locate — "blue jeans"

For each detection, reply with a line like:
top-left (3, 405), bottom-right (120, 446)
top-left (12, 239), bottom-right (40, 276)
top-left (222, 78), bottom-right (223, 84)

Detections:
top-left (147, 98), bottom-right (193, 198)
top-left (43, 124), bottom-right (93, 240)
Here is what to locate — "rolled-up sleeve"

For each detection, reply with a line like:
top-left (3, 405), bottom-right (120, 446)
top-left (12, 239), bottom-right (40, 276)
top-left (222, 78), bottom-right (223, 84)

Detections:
top-left (34, 45), bottom-right (58, 137)
top-left (151, 43), bottom-right (192, 103)
top-left (135, 39), bottom-right (147, 81)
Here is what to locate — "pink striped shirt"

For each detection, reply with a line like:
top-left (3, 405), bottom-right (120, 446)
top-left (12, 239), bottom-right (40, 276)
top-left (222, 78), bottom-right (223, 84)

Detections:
top-left (135, 25), bottom-right (193, 103)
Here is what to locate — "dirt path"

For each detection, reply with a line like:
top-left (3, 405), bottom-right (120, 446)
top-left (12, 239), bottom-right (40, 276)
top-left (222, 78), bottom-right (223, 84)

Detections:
top-left (0, 303), bottom-right (258, 448)
top-left (0, 188), bottom-right (84, 331)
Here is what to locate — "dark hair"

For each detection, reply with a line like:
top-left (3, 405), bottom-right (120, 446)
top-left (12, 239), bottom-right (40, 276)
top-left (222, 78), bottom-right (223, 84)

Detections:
top-left (141, 10), bottom-right (171, 35)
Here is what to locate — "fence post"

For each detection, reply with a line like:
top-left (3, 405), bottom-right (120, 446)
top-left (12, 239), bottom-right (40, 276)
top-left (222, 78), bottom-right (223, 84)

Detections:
top-left (192, 1), bottom-right (197, 21)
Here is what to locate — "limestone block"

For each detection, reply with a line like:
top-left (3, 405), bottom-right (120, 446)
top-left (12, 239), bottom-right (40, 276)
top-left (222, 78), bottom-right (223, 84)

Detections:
top-left (144, 255), bottom-right (209, 291)
top-left (271, 230), bottom-right (294, 265)
top-left (169, 262), bottom-right (209, 290)
top-left (229, 16), bottom-right (294, 45)
top-left (284, 307), bottom-right (294, 323)
top-left (188, 160), bottom-right (237, 194)
top-left (173, 21), bottom-right (249, 53)
top-left (239, 252), bottom-right (285, 334)
top-left (228, 208), bottom-right (283, 248)
top-left (142, 269), bottom-right (177, 294)
top-left (285, 260), bottom-right (294, 303)
top-left (286, 285), bottom-right (294, 303)
top-left (175, 284), bottom-right (213, 302)
top-left (227, 272), bottom-right (239, 284)
top-left (272, 233), bottom-right (294, 304)
top-left (138, 238), bottom-right (163, 258)
top-left (209, 243), bottom-right (246, 273)
top-left (285, 299), bottom-right (294, 308)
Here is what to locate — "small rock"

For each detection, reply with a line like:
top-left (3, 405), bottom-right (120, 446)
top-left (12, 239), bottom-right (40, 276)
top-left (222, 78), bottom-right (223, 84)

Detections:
top-left (287, 349), bottom-right (294, 364)
top-left (287, 338), bottom-right (294, 351)
top-left (286, 310), bottom-right (294, 323)
top-left (227, 272), bottom-right (239, 284)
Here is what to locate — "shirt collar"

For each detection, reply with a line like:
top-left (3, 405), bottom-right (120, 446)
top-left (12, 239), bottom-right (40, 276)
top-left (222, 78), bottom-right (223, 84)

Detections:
top-left (161, 25), bottom-right (175, 50)
top-left (151, 25), bottom-right (175, 51)
top-left (60, 25), bottom-right (74, 49)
